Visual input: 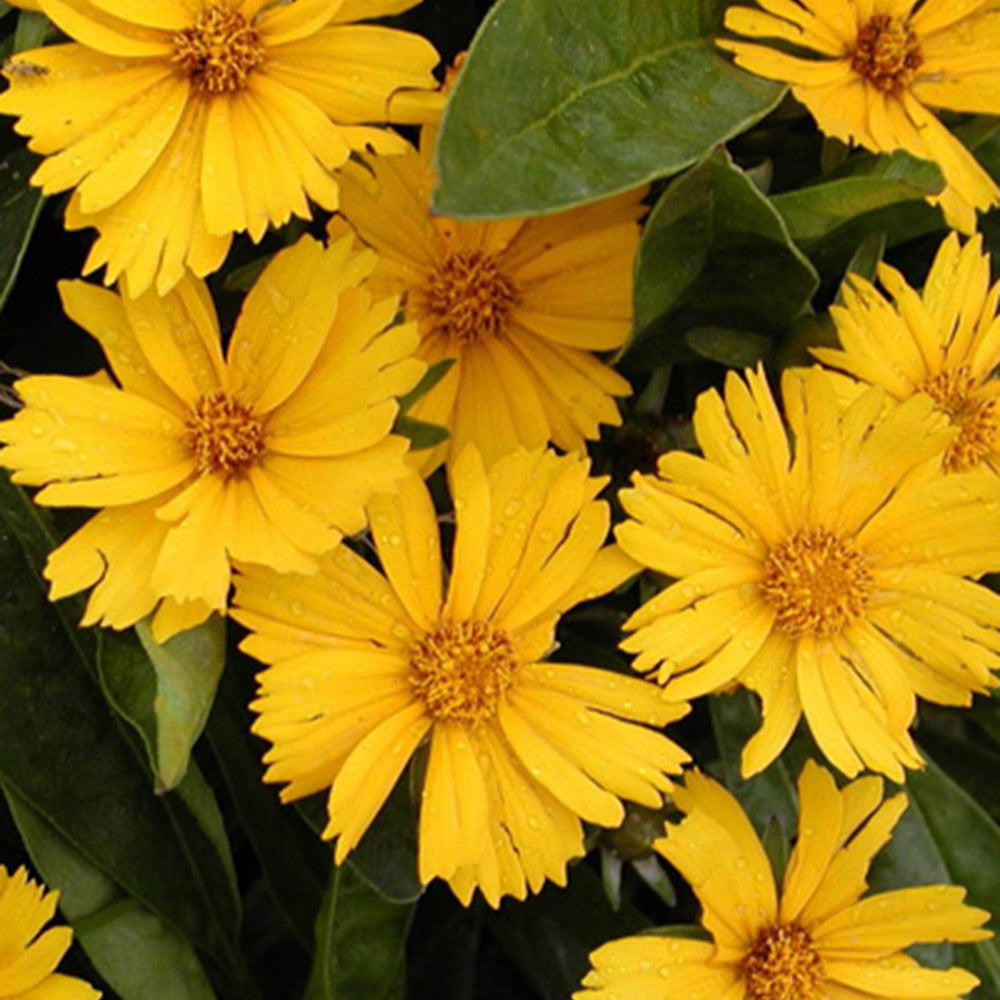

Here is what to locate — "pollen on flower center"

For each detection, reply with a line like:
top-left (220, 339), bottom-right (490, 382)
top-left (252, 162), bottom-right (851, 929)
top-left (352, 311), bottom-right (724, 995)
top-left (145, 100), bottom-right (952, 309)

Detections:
top-left (409, 620), bottom-right (517, 725)
top-left (185, 390), bottom-right (266, 476)
top-left (919, 366), bottom-right (1000, 472)
top-left (422, 250), bottom-right (517, 344)
top-left (173, 6), bottom-right (265, 94)
top-left (850, 14), bottom-right (922, 94)
top-left (760, 528), bottom-right (873, 638)
top-left (741, 924), bottom-right (823, 1000)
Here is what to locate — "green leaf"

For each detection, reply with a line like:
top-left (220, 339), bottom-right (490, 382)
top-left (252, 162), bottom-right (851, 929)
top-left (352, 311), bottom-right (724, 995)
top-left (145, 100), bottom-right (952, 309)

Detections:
top-left (393, 414), bottom-right (450, 450)
top-left (684, 326), bottom-right (772, 368)
top-left (6, 789), bottom-right (219, 1000)
top-left (348, 773), bottom-right (422, 904)
top-left (304, 865), bottom-right (414, 1000)
top-left (0, 472), bottom-right (247, 991)
top-left (0, 146), bottom-right (43, 314)
top-left (97, 617), bottom-right (225, 792)
top-left (13, 9), bottom-right (48, 51)
top-left (708, 688), bottom-right (797, 836)
top-left (434, 0), bottom-right (782, 218)
top-left (870, 753), bottom-right (1000, 991)
top-left (397, 358), bottom-right (455, 415)
top-left (627, 152), bottom-right (818, 370)
top-left (207, 662), bottom-right (329, 949)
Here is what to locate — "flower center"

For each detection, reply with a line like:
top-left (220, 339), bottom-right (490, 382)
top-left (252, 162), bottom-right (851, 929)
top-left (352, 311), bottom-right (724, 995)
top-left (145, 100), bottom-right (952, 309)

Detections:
top-left (421, 250), bottom-right (517, 344)
top-left (850, 14), bottom-right (922, 94)
top-left (761, 528), bottom-right (872, 638)
top-left (919, 366), bottom-right (1000, 472)
top-left (742, 924), bottom-right (823, 1000)
top-left (185, 391), bottom-right (266, 476)
top-left (409, 620), bottom-right (517, 725)
top-left (173, 6), bottom-right (265, 94)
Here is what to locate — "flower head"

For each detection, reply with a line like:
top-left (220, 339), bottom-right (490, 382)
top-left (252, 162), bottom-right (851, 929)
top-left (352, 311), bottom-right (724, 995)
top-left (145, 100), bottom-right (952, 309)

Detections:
top-left (578, 762), bottom-right (990, 1000)
top-left (816, 233), bottom-right (1000, 473)
top-left (617, 365), bottom-right (1000, 780)
top-left (0, 0), bottom-right (442, 295)
top-left (232, 446), bottom-right (690, 906)
top-left (332, 127), bottom-right (642, 472)
top-left (0, 235), bottom-right (423, 640)
top-left (0, 865), bottom-right (100, 999)
top-left (719, 0), bottom-right (1000, 232)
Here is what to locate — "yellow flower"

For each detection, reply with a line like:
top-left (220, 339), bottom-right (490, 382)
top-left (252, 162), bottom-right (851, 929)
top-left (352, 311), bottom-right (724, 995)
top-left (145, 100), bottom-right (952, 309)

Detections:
top-left (332, 127), bottom-right (642, 472)
top-left (232, 446), bottom-right (690, 906)
top-left (0, 865), bottom-right (100, 1000)
top-left (815, 233), bottom-right (1000, 474)
top-left (0, 0), bottom-right (441, 296)
top-left (578, 762), bottom-right (990, 1000)
top-left (617, 365), bottom-right (1000, 781)
top-left (0, 235), bottom-right (423, 641)
top-left (718, 0), bottom-right (1000, 232)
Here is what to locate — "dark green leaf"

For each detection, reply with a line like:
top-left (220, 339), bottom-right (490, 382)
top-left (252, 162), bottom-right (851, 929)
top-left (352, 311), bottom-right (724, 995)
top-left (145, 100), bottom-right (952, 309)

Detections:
top-left (0, 146), bottom-right (43, 315)
top-left (397, 358), bottom-right (455, 415)
top-left (434, 0), bottom-right (782, 218)
top-left (13, 9), bottom-right (47, 51)
top-left (97, 618), bottom-right (225, 792)
top-left (393, 415), bottom-right (450, 450)
top-left (304, 865), bottom-right (414, 1000)
top-left (627, 152), bottom-right (818, 370)
top-left (870, 753), bottom-right (1000, 990)
top-left (709, 688), bottom-right (797, 836)
top-left (207, 662), bottom-right (329, 949)
top-left (349, 773), bottom-right (422, 904)
top-left (0, 472), bottom-right (246, 989)
top-left (6, 789), bottom-right (219, 1000)
top-left (684, 326), bottom-right (772, 368)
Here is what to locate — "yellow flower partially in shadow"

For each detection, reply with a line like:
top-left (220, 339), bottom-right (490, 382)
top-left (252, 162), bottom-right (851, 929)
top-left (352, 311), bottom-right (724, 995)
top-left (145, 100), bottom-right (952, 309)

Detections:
top-left (0, 235), bottom-right (423, 640)
top-left (578, 762), bottom-right (989, 1000)
top-left (719, 0), bottom-right (1000, 232)
top-left (815, 233), bottom-right (1000, 474)
top-left (617, 365), bottom-right (1000, 781)
top-left (233, 447), bottom-right (690, 907)
top-left (0, 865), bottom-right (100, 1000)
top-left (333, 126), bottom-right (642, 473)
top-left (0, 0), bottom-right (441, 295)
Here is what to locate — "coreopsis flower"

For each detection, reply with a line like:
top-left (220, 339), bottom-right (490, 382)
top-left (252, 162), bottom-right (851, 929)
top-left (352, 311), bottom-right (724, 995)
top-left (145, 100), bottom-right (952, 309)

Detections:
top-left (332, 127), bottom-right (642, 472)
top-left (815, 233), bottom-right (1000, 474)
top-left (0, 865), bottom-right (100, 1000)
top-left (617, 365), bottom-right (1000, 781)
top-left (719, 0), bottom-right (1000, 232)
top-left (0, 0), bottom-right (442, 296)
top-left (578, 762), bottom-right (990, 1000)
top-left (0, 235), bottom-right (423, 641)
top-left (232, 447), bottom-right (690, 906)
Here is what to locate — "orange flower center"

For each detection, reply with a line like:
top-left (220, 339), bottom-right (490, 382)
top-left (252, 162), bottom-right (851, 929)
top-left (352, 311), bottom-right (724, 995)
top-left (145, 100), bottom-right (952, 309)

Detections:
top-left (409, 620), bottom-right (517, 725)
top-left (850, 15), bottom-right (922, 94)
top-left (919, 366), bottom-right (1000, 472)
top-left (173, 6), bottom-right (265, 94)
top-left (761, 528), bottom-right (872, 638)
top-left (422, 250), bottom-right (517, 344)
top-left (185, 391), bottom-right (266, 476)
top-left (742, 924), bottom-right (823, 1000)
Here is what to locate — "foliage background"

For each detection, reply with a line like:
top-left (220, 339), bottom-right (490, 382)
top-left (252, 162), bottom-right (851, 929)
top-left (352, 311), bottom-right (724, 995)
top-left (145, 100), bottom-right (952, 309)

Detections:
top-left (1, 0), bottom-right (1000, 998)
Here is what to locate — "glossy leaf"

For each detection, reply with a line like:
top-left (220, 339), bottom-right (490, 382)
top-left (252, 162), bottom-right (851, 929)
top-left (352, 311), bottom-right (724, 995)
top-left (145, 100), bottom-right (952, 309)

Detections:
top-left (393, 414), bottom-right (450, 450)
top-left (97, 617), bottom-right (225, 792)
top-left (627, 152), bottom-right (818, 370)
top-left (6, 789), bottom-right (219, 1000)
top-left (434, 0), bottom-right (782, 218)
top-left (0, 472), bottom-right (245, 987)
top-left (870, 753), bottom-right (1000, 990)
top-left (304, 865), bottom-right (414, 1000)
